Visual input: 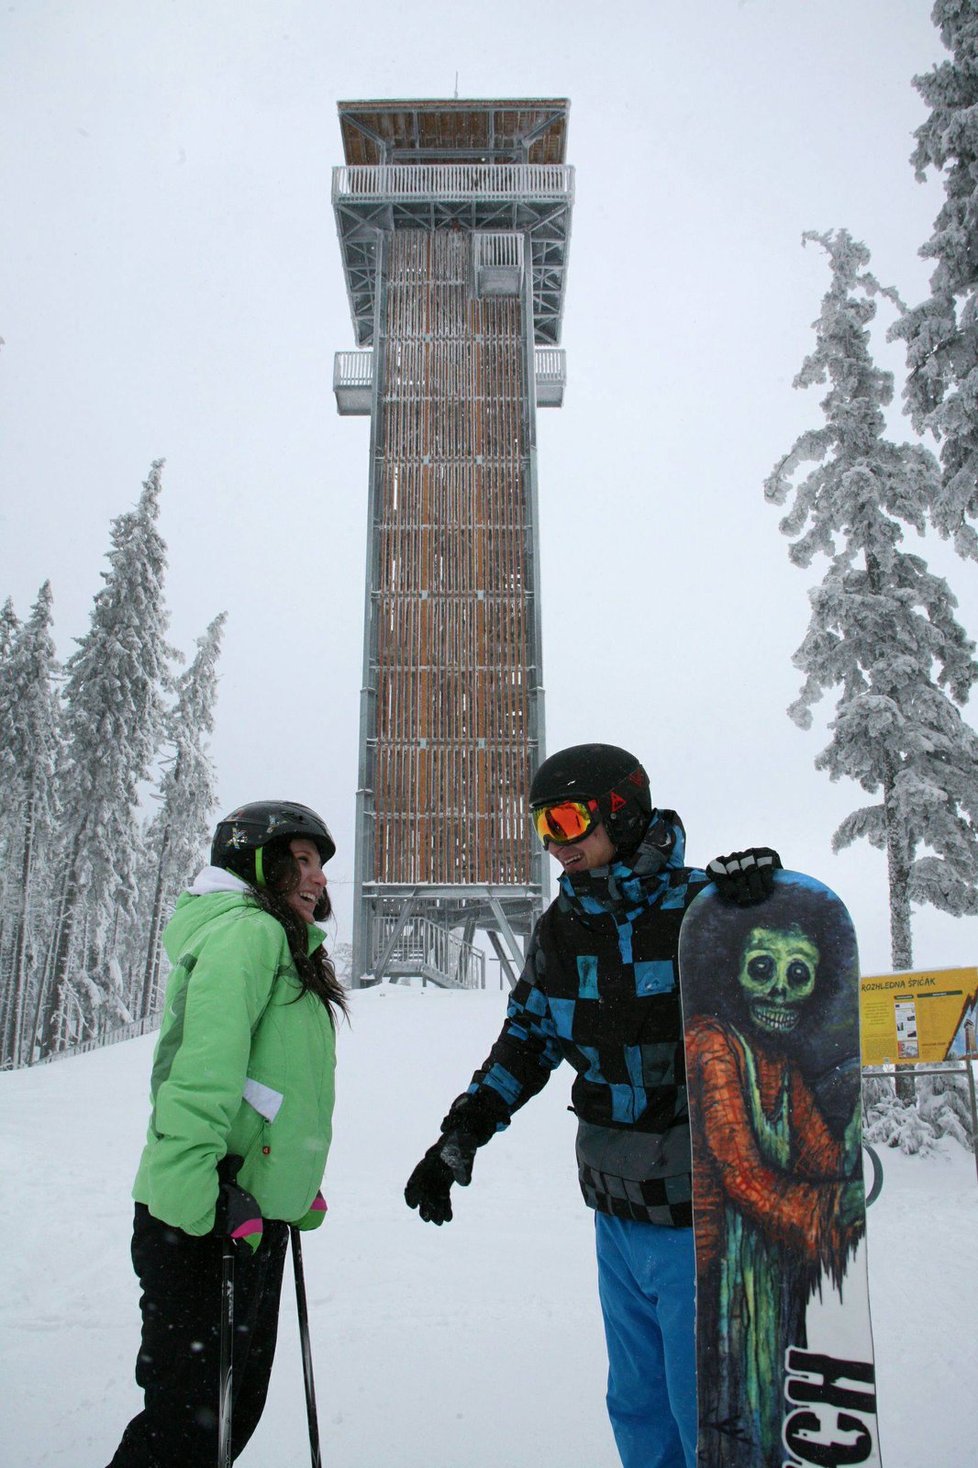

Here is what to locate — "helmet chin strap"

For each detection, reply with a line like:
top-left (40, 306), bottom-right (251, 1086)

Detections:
top-left (254, 846), bottom-right (266, 889)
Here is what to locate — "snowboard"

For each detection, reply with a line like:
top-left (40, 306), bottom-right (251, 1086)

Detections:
top-left (678, 870), bottom-right (882, 1468)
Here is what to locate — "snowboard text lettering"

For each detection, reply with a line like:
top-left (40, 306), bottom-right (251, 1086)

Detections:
top-left (782, 1348), bottom-right (877, 1468)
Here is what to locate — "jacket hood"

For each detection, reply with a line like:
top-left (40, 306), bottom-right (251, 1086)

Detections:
top-left (559, 808), bottom-right (688, 917)
top-left (163, 865), bottom-right (326, 962)
top-left (188, 864), bottom-right (251, 896)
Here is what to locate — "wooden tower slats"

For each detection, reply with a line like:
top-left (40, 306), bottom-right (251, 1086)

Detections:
top-left (371, 229), bottom-right (532, 885)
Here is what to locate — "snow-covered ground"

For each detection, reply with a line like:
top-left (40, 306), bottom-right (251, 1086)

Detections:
top-left (2, 983), bottom-right (975, 1468)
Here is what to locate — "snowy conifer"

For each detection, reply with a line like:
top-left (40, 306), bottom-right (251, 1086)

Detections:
top-left (917, 1067), bottom-right (975, 1147)
top-left (863, 1064), bottom-right (974, 1153)
top-left (37, 461), bottom-right (173, 1055)
top-left (332, 942), bottom-right (354, 989)
top-left (766, 229), bottom-right (978, 970)
top-left (0, 598), bottom-right (20, 990)
top-left (890, 0), bottom-right (978, 559)
top-left (137, 611), bottom-right (226, 1018)
top-left (0, 597), bottom-right (19, 664)
top-left (0, 583), bottom-right (62, 1066)
top-left (863, 1086), bottom-right (941, 1155)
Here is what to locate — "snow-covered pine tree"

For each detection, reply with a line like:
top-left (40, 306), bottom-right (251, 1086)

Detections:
top-left (137, 611), bottom-right (226, 1019)
top-left (917, 1066), bottom-right (975, 1147)
top-left (863, 1083), bottom-right (941, 1155)
top-left (0, 597), bottom-right (19, 663)
top-left (766, 229), bottom-right (978, 970)
top-left (36, 461), bottom-right (173, 1057)
top-left (890, 0), bottom-right (978, 560)
top-left (862, 1069), bottom-right (896, 1114)
top-left (0, 584), bottom-right (62, 1067)
top-left (0, 597), bottom-right (20, 1022)
top-left (332, 941), bottom-right (353, 991)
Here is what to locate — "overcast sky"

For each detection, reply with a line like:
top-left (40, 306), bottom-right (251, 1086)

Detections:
top-left (2, 0), bottom-right (975, 975)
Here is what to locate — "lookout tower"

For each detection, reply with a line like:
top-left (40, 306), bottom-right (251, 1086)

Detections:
top-left (332, 98), bottom-right (573, 989)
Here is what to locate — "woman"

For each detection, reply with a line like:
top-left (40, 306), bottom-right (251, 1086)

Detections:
top-left (107, 800), bottom-right (347, 1468)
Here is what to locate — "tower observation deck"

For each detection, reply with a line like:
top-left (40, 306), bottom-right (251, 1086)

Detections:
top-left (333, 98), bottom-right (573, 989)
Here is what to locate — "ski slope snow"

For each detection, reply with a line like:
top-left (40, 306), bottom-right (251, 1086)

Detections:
top-left (1, 983), bottom-right (974, 1467)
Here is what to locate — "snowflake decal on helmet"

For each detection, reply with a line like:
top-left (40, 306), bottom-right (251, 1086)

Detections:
top-left (227, 825), bottom-right (249, 849)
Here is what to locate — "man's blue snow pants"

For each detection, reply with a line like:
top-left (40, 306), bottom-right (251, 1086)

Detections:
top-left (595, 1213), bottom-right (697, 1468)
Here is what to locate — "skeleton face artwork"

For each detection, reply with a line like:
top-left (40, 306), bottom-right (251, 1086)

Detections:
top-left (738, 924), bottom-right (819, 1036)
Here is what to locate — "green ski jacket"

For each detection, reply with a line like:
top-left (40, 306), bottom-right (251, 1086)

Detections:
top-left (132, 883), bottom-right (336, 1235)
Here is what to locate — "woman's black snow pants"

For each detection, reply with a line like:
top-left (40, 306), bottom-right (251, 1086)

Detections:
top-left (106, 1203), bottom-right (289, 1467)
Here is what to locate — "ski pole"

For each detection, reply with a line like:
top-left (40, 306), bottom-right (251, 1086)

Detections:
top-left (290, 1225), bottom-right (323, 1468)
top-left (218, 1238), bottom-right (235, 1468)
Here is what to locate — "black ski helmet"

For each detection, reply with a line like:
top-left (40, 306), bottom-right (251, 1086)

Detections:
top-left (529, 743), bottom-right (652, 853)
top-left (211, 800), bottom-right (336, 887)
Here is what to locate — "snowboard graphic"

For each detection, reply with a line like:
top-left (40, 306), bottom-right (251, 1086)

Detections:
top-left (678, 870), bottom-right (882, 1468)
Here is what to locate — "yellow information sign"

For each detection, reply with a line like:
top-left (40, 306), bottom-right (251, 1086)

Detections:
top-left (859, 966), bottom-right (978, 1066)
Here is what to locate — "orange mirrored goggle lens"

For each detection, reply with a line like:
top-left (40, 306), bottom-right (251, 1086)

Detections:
top-left (532, 799), bottom-right (599, 845)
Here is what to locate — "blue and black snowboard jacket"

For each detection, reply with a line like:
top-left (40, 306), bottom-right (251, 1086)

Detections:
top-left (459, 810), bottom-right (709, 1229)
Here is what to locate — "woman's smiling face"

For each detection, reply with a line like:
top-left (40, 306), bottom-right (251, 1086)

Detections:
top-left (281, 837), bottom-right (327, 923)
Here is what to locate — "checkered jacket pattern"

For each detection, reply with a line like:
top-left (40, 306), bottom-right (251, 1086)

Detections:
top-left (466, 811), bottom-right (709, 1228)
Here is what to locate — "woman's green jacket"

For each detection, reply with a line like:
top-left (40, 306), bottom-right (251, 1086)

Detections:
top-left (132, 886), bottom-right (336, 1235)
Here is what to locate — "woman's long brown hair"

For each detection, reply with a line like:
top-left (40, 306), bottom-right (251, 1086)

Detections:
top-left (244, 837), bottom-right (349, 1022)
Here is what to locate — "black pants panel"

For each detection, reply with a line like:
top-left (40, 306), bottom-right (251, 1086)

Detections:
top-left (107, 1203), bottom-right (288, 1467)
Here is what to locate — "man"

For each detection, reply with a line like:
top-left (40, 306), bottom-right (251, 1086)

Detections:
top-left (405, 743), bottom-right (779, 1468)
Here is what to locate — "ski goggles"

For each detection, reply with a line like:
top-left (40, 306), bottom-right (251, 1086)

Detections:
top-left (531, 798), bottom-right (601, 846)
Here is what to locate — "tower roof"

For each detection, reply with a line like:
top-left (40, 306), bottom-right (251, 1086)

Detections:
top-left (337, 98), bottom-right (569, 166)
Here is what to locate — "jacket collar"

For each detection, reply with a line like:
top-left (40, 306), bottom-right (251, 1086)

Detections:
top-left (188, 864), bottom-right (250, 896)
top-left (558, 809), bottom-right (687, 916)
top-left (184, 865), bottom-right (327, 954)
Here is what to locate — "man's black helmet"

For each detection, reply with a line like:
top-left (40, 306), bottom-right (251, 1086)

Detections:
top-left (211, 801), bottom-right (336, 882)
top-left (529, 743), bottom-right (652, 853)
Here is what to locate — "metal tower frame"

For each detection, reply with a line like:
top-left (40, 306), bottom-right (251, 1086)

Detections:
top-left (332, 99), bottom-right (573, 989)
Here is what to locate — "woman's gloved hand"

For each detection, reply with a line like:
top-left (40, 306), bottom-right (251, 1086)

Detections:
top-left (213, 1154), bottom-right (263, 1254)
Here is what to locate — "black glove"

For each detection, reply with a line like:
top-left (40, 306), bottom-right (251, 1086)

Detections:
top-left (404, 1131), bottom-right (479, 1225)
top-left (706, 848), bottom-right (782, 905)
top-left (214, 1154), bottom-right (263, 1254)
top-left (405, 1089), bottom-right (509, 1225)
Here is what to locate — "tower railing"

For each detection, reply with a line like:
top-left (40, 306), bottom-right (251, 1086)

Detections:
top-left (473, 231), bottom-right (523, 269)
top-left (333, 351), bottom-right (373, 386)
top-left (472, 230), bottom-right (525, 298)
top-left (533, 348), bottom-right (567, 406)
top-left (378, 914), bottom-right (486, 989)
top-left (333, 346), bottom-right (566, 413)
top-left (332, 163), bottom-right (574, 204)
